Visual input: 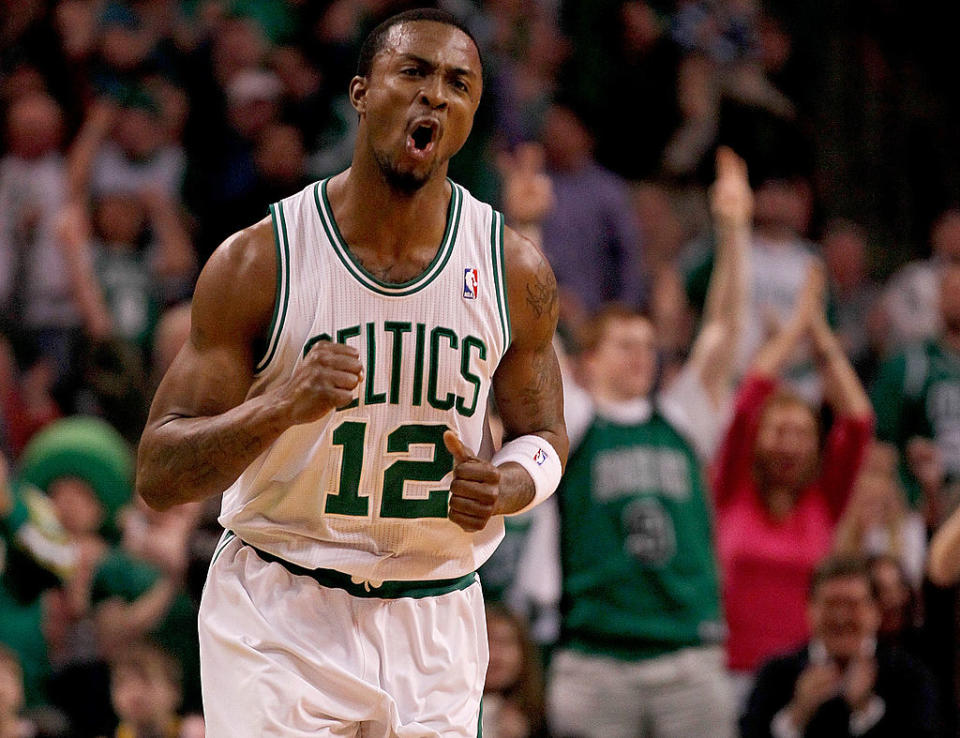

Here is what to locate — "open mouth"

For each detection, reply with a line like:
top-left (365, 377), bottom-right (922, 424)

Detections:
top-left (412, 125), bottom-right (433, 150)
top-left (406, 119), bottom-right (439, 158)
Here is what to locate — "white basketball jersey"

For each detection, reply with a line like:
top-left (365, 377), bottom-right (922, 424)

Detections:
top-left (219, 178), bottom-right (511, 581)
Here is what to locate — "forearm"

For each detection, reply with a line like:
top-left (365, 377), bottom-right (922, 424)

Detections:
top-left (137, 393), bottom-right (295, 510)
top-left (66, 120), bottom-right (110, 200)
top-left (59, 227), bottom-right (111, 336)
top-left (814, 325), bottom-right (872, 417)
top-left (752, 321), bottom-right (806, 378)
top-left (703, 221), bottom-right (749, 329)
top-left (693, 220), bottom-right (749, 401)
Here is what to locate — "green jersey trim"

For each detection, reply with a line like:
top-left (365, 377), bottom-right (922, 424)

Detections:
top-left (495, 210), bottom-right (511, 347)
top-left (489, 211), bottom-right (509, 349)
top-left (209, 530), bottom-right (237, 568)
top-left (254, 203), bottom-right (291, 374)
top-left (247, 541), bottom-right (478, 598)
top-left (314, 178), bottom-right (462, 297)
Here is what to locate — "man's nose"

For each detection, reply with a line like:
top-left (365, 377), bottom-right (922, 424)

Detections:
top-left (420, 77), bottom-right (448, 110)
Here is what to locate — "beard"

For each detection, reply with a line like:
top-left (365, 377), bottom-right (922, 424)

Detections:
top-left (374, 147), bottom-right (434, 194)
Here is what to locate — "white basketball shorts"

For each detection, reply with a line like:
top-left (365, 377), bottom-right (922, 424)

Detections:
top-left (198, 532), bottom-right (487, 738)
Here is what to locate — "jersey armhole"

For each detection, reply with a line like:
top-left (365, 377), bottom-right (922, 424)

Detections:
top-left (490, 209), bottom-right (512, 352)
top-left (253, 202), bottom-right (291, 374)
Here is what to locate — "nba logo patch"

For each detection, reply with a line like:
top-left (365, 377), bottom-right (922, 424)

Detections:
top-left (533, 448), bottom-right (547, 465)
top-left (463, 268), bottom-right (479, 299)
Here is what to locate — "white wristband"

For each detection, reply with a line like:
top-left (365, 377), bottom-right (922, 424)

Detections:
top-left (492, 435), bottom-right (562, 515)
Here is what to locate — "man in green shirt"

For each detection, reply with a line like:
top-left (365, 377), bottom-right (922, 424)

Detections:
top-left (547, 149), bottom-right (751, 738)
top-left (872, 263), bottom-right (960, 520)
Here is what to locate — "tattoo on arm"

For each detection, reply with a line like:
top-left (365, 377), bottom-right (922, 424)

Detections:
top-left (525, 259), bottom-right (559, 320)
top-left (141, 399), bottom-right (282, 508)
top-left (500, 349), bottom-right (564, 437)
top-left (155, 420), bottom-right (266, 491)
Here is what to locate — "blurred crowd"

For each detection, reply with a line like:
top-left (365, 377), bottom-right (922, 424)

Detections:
top-left (3, 0), bottom-right (960, 736)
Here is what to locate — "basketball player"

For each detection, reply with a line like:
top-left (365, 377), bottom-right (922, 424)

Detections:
top-left (135, 9), bottom-right (567, 738)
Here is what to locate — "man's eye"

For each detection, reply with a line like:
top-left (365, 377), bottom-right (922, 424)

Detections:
top-left (452, 80), bottom-right (468, 92)
top-left (402, 68), bottom-right (423, 77)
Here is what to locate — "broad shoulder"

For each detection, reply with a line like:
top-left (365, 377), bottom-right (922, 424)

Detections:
top-left (501, 225), bottom-right (558, 349)
top-left (191, 217), bottom-right (276, 348)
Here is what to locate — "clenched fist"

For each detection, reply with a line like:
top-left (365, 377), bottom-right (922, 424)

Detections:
top-left (444, 430), bottom-right (500, 532)
top-left (275, 341), bottom-right (363, 425)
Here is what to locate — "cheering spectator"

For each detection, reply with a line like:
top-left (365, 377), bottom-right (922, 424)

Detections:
top-left (882, 209), bottom-right (960, 352)
top-left (0, 92), bottom-right (81, 379)
top-left (109, 642), bottom-right (203, 738)
top-left (546, 148), bottom-right (750, 738)
top-left (14, 417), bottom-right (200, 722)
top-left (867, 554), bottom-right (925, 664)
top-left (833, 445), bottom-right (926, 588)
top-left (740, 556), bottom-right (940, 738)
top-left (683, 170), bottom-right (820, 397)
top-left (713, 266), bottom-right (874, 695)
top-left (872, 262), bottom-right (960, 519)
top-left (822, 219), bottom-right (884, 382)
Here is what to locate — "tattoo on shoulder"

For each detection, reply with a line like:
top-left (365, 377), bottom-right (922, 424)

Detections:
top-left (525, 258), bottom-right (558, 320)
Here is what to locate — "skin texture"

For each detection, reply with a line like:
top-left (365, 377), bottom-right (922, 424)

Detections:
top-left (136, 20), bottom-right (568, 532)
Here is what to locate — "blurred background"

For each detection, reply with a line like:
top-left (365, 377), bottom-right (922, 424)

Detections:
top-left (4, 1), bottom-right (960, 737)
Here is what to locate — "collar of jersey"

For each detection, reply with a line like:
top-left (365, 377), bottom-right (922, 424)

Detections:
top-left (594, 396), bottom-right (653, 425)
top-left (314, 177), bottom-right (462, 297)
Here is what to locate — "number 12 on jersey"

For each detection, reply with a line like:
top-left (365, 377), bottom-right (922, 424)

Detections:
top-left (324, 420), bottom-right (454, 519)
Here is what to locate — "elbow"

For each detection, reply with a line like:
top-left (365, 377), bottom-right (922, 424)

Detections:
top-left (135, 441), bottom-right (175, 512)
top-left (135, 472), bottom-right (173, 513)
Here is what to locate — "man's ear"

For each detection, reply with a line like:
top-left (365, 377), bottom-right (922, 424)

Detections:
top-left (349, 76), bottom-right (367, 114)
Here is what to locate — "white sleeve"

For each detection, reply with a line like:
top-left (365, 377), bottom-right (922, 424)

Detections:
top-left (507, 498), bottom-right (561, 644)
top-left (658, 362), bottom-right (731, 463)
top-left (562, 370), bottom-right (595, 452)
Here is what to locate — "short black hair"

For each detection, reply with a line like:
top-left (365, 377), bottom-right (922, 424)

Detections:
top-left (809, 556), bottom-right (877, 601)
top-left (356, 8), bottom-right (482, 78)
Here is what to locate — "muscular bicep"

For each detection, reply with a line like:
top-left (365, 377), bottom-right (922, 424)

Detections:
top-left (492, 229), bottom-right (568, 465)
top-left (145, 219), bottom-right (276, 427)
top-left (147, 329), bottom-right (255, 425)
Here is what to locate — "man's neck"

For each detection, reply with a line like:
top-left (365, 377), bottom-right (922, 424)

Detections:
top-left (331, 149), bottom-right (450, 260)
top-left (593, 389), bottom-right (653, 424)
